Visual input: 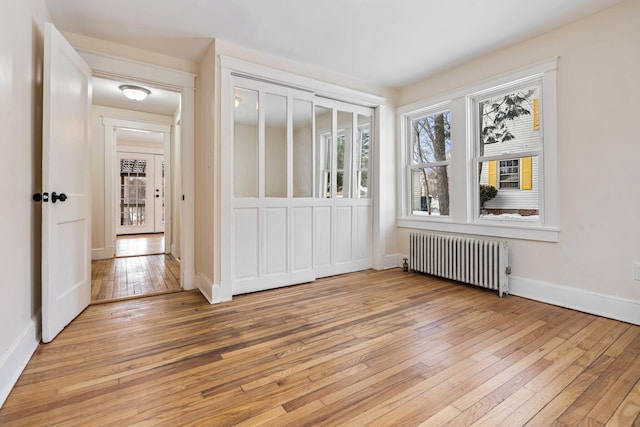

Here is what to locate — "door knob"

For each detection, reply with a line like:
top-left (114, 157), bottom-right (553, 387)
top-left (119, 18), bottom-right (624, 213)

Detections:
top-left (51, 192), bottom-right (67, 203)
top-left (33, 192), bottom-right (49, 202)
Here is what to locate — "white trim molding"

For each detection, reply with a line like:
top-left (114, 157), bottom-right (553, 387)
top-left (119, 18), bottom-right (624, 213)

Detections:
top-left (196, 273), bottom-right (232, 304)
top-left (509, 276), bottom-right (640, 326)
top-left (0, 311), bottom-right (41, 408)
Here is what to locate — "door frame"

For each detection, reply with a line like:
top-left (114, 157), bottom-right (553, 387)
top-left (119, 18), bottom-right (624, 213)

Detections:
top-left (108, 119), bottom-right (172, 245)
top-left (78, 49), bottom-right (197, 290)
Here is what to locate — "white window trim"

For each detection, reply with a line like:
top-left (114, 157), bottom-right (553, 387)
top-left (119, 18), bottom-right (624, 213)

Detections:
top-left (397, 58), bottom-right (559, 242)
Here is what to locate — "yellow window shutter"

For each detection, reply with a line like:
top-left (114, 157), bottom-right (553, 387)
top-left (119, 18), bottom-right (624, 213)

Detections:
top-left (521, 157), bottom-right (532, 190)
top-left (488, 161), bottom-right (497, 188)
top-left (533, 98), bottom-right (540, 131)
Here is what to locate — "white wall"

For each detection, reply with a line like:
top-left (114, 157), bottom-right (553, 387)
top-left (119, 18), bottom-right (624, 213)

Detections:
top-left (396, 0), bottom-right (640, 323)
top-left (90, 105), bottom-right (173, 258)
top-left (194, 42), bottom-right (216, 297)
top-left (0, 0), bottom-right (50, 407)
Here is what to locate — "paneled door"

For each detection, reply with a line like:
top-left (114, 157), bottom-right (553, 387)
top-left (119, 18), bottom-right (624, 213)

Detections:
top-left (116, 152), bottom-right (165, 235)
top-left (230, 76), bottom-right (374, 294)
top-left (314, 99), bottom-right (374, 278)
top-left (231, 77), bottom-right (316, 294)
top-left (41, 23), bottom-right (92, 343)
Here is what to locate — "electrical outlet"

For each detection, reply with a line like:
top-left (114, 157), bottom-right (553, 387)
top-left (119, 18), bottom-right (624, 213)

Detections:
top-left (634, 262), bottom-right (640, 281)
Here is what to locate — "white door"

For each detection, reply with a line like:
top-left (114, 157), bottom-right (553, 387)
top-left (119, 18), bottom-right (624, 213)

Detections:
top-left (154, 156), bottom-right (166, 233)
top-left (231, 77), bottom-right (316, 294)
top-left (116, 152), bottom-right (165, 235)
top-left (41, 24), bottom-right (92, 343)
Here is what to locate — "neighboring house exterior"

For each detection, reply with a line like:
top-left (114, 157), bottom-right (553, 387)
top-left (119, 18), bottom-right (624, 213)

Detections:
top-left (479, 86), bottom-right (541, 216)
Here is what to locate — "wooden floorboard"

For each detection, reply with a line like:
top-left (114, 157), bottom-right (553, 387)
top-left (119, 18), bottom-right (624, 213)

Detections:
top-left (2, 269), bottom-right (639, 426)
top-left (90, 254), bottom-right (181, 303)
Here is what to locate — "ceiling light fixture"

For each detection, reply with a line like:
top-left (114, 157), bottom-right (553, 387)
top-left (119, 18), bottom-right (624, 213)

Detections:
top-left (119, 85), bottom-right (151, 101)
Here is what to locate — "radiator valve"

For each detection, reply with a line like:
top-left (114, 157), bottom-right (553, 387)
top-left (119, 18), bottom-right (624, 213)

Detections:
top-left (403, 258), bottom-right (409, 272)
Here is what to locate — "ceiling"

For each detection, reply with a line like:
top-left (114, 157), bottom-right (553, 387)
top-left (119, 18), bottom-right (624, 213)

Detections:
top-left (47, 0), bottom-right (623, 88)
top-left (93, 77), bottom-right (180, 116)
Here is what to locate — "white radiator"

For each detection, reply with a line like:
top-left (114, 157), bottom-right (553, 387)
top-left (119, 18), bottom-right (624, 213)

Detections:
top-left (409, 232), bottom-right (510, 297)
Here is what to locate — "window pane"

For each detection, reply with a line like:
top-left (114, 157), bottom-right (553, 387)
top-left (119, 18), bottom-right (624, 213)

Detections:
top-left (337, 111), bottom-right (353, 198)
top-left (410, 166), bottom-right (450, 216)
top-left (293, 99), bottom-right (313, 198)
top-left (357, 114), bottom-right (371, 198)
top-left (265, 93), bottom-right (287, 198)
top-left (119, 158), bottom-right (147, 226)
top-left (499, 159), bottom-right (519, 189)
top-left (411, 111), bottom-right (451, 164)
top-left (478, 156), bottom-right (538, 220)
top-left (315, 105), bottom-right (332, 198)
top-left (478, 84), bottom-right (541, 157)
top-left (234, 87), bottom-right (259, 197)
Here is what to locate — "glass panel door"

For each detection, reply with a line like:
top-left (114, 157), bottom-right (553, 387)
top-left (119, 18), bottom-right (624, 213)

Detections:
top-left (116, 152), bottom-right (164, 235)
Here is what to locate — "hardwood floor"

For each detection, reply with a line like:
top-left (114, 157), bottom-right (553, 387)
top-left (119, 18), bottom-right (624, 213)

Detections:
top-left (2, 269), bottom-right (639, 426)
top-left (116, 233), bottom-right (165, 257)
top-left (91, 254), bottom-right (181, 303)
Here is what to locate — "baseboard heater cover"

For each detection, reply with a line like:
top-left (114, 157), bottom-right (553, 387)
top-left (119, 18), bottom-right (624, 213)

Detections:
top-left (409, 232), bottom-right (510, 297)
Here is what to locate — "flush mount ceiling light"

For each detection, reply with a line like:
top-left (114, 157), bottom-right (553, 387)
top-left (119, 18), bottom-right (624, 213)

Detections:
top-left (119, 85), bottom-right (151, 101)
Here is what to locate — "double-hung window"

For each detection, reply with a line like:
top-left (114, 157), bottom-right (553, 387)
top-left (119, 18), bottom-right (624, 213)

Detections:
top-left (406, 108), bottom-right (451, 216)
top-left (398, 59), bottom-right (558, 241)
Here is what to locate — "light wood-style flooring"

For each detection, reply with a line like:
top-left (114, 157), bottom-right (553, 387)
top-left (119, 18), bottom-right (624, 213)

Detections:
top-left (91, 254), bottom-right (181, 303)
top-left (116, 233), bottom-right (165, 257)
top-left (2, 269), bottom-right (639, 426)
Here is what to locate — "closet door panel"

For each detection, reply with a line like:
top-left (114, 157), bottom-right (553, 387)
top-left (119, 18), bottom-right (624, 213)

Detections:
top-left (292, 206), bottom-right (313, 272)
top-left (334, 206), bottom-right (352, 264)
top-left (314, 206), bottom-right (332, 267)
top-left (264, 207), bottom-right (288, 276)
top-left (233, 208), bottom-right (259, 281)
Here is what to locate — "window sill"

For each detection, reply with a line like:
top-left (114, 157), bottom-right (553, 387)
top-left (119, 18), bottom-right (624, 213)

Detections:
top-left (397, 217), bottom-right (559, 242)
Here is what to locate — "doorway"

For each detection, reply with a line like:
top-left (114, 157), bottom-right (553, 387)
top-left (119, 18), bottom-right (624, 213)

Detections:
top-left (90, 76), bottom-right (183, 303)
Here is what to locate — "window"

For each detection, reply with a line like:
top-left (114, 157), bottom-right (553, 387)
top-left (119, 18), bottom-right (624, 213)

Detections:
top-left (498, 160), bottom-right (520, 189)
top-left (398, 59), bottom-right (558, 241)
top-left (407, 109), bottom-right (451, 216)
top-left (474, 82), bottom-right (541, 220)
top-left (357, 114), bottom-right (371, 198)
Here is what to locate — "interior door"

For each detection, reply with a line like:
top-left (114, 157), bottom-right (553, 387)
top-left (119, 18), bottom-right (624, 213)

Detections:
top-left (41, 23), bottom-right (92, 343)
top-left (154, 155), bottom-right (165, 233)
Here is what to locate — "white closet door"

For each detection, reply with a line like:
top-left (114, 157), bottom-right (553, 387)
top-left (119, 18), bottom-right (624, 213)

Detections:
top-left (231, 77), bottom-right (315, 295)
top-left (313, 99), bottom-right (374, 278)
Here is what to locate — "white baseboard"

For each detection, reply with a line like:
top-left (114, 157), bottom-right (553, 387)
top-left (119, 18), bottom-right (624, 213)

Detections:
top-left (196, 273), bottom-right (232, 304)
top-left (509, 276), bottom-right (640, 326)
top-left (91, 245), bottom-right (113, 260)
top-left (196, 273), bottom-right (214, 303)
top-left (383, 254), bottom-right (404, 270)
top-left (0, 311), bottom-right (41, 409)
top-left (182, 269), bottom-right (196, 291)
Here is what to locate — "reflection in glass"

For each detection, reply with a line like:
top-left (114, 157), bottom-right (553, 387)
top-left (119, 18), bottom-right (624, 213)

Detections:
top-left (234, 87), bottom-right (259, 197)
top-left (293, 99), bottom-right (313, 197)
top-left (265, 93), bottom-right (287, 197)
top-left (336, 111), bottom-right (352, 198)
top-left (357, 114), bottom-right (371, 198)
top-left (315, 105), bottom-right (332, 198)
